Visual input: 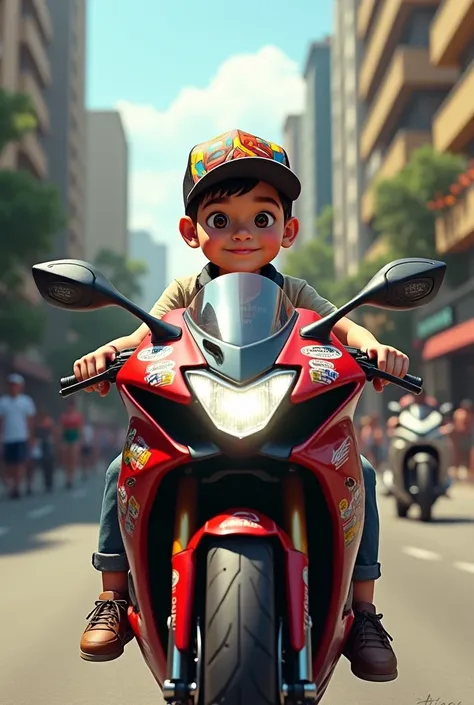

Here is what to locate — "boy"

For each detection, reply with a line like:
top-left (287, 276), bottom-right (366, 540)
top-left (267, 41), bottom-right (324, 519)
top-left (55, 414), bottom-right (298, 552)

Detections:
top-left (75, 129), bottom-right (408, 681)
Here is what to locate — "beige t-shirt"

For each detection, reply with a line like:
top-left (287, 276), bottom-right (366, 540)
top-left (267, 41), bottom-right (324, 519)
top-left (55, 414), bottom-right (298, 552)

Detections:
top-left (150, 272), bottom-right (337, 319)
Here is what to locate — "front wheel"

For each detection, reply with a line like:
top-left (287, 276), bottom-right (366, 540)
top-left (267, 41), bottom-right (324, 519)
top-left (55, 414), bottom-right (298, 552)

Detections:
top-left (417, 462), bottom-right (434, 522)
top-left (202, 538), bottom-right (277, 705)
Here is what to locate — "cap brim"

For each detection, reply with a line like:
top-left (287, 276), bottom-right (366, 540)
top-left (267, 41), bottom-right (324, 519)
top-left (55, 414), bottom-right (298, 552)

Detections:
top-left (186, 157), bottom-right (301, 208)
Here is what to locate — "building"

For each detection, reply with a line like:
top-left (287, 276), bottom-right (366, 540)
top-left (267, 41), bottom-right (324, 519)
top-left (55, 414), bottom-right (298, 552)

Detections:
top-left (0, 0), bottom-right (52, 182)
top-left (44, 0), bottom-right (86, 262)
top-left (358, 0), bottom-right (458, 258)
top-left (85, 110), bottom-right (128, 260)
top-left (332, 0), bottom-right (366, 277)
top-left (299, 39), bottom-right (332, 245)
top-left (40, 0), bottom-right (86, 360)
top-left (413, 0), bottom-right (474, 404)
top-left (283, 115), bottom-right (304, 224)
top-left (129, 231), bottom-right (167, 312)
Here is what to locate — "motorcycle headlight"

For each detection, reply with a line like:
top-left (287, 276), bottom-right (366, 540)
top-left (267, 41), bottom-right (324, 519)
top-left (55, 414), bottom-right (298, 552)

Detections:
top-left (186, 370), bottom-right (296, 439)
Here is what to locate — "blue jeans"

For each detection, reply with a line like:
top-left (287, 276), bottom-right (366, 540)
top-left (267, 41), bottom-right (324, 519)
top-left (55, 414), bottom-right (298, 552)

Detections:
top-left (92, 455), bottom-right (381, 581)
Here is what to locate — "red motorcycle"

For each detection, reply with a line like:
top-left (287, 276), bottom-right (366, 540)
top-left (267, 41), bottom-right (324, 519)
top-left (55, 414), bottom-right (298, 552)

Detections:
top-left (33, 256), bottom-right (445, 705)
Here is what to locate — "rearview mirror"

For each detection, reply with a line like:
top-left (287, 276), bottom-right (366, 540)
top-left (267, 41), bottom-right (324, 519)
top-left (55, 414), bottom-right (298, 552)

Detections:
top-left (301, 257), bottom-right (446, 341)
top-left (439, 402), bottom-right (453, 415)
top-left (31, 259), bottom-right (181, 342)
top-left (387, 401), bottom-right (401, 413)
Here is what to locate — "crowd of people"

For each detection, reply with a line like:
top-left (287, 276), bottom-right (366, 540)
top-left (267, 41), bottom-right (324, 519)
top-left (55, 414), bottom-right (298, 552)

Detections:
top-left (0, 373), bottom-right (123, 500)
top-left (357, 395), bottom-right (474, 482)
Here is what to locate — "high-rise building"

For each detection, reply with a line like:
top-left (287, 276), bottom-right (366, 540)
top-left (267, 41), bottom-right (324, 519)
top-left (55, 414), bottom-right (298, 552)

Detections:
top-left (358, 0), bottom-right (458, 258)
top-left (85, 110), bottom-right (129, 260)
top-left (300, 39), bottom-right (332, 245)
top-left (413, 0), bottom-right (474, 404)
top-left (332, 0), bottom-right (366, 277)
top-left (44, 0), bottom-right (86, 261)
top-left (129, 231), bottom-right (168, 312)
top-left (283, 115), bottom-right (304, 225)
top-left (41, 0), bottom-right (86, 355)
top-left (0, 0), bottom-right (52, 182)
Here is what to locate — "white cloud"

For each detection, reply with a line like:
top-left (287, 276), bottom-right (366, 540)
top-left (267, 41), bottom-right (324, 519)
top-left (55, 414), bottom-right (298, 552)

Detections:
top-left (117, 45), bottom-right (305, 280)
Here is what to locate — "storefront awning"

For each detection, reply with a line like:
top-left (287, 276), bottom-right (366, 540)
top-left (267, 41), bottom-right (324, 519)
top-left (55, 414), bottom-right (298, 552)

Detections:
top-left (422, 318), bottom-right (474, 361)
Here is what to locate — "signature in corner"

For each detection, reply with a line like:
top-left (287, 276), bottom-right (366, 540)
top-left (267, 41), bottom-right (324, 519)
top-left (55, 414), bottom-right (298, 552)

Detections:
top-left (416, 695), bottom-right (462, 705)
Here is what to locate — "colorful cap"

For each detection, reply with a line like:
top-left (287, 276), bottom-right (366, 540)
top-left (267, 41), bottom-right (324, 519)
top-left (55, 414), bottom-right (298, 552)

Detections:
top-left (183, 129), bottom-right (301, 209)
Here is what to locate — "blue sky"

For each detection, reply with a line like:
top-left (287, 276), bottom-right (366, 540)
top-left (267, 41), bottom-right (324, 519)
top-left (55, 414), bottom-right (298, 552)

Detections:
top-left (86, 0), bottom-right (333, 278)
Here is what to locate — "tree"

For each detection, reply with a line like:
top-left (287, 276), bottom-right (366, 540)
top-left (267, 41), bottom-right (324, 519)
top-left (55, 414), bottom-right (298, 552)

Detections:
top-left (0, 89), bottom-right (63, 351)
top-left (49, 249), bottom-right (147, 418)
top-left (285, 205), bottom-right (336, 296)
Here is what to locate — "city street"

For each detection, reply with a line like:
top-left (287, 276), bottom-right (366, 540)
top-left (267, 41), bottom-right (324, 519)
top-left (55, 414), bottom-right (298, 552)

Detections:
top-left (0, 473), bottom-right (473, 705)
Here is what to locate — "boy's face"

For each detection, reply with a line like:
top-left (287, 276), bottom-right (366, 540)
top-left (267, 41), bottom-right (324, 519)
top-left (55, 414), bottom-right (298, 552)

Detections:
top-left (179, 181), bottom-right (299, 274)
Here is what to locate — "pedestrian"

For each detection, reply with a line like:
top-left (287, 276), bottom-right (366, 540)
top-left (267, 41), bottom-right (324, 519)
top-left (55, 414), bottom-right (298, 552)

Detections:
top-left (59, 398), bottom-right (84, 489)
top-left (80, 421), bottom-right (96, 479)
top-left (0, 374), bottom-right (36, 499)
top-left (34, 408), bottom-right (56, 492)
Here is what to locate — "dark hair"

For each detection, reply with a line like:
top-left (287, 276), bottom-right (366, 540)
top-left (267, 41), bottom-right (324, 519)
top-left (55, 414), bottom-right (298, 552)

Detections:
top-left (186, 177), bottom-right (292, 223)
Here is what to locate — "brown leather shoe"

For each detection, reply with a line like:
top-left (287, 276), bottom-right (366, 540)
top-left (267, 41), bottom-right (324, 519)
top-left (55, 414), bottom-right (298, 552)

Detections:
top-left (80, 591), bottom-right (134, 662)
top-left (344, 601), bottom-right (398, 682)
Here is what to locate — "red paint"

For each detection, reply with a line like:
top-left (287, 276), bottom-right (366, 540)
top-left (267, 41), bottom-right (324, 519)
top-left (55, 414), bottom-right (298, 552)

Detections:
top-left (110, 303), bottom-right (372, 691)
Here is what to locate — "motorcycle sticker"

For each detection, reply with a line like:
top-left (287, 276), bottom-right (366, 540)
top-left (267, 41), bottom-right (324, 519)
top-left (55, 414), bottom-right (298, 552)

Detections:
top-left (332, 437), bottom-right (351, 470)
top-left (123, 428), bottom-right (151, 471)
top-left (118, 485), bottom-right (128, 514)
top-left (339, 498), bottom-right (353, 521)
top-left (128, 496), bottom-right (140, 520)
top-left (220, 512), bottom-right (261, 529)
top-left (125, 516), bottom-right (135, 536)
top-left (309, 367), bottom-right (339, 385)
top-left (146, 360), bottom-right (175, 373)
top-left (309, 359), bottom-right (335, 370)
top-left (137, 345), bottom-right (173, 362)
top-left (172, 569), bottom-right (179, 588)
top-left (343, 517), bottom-right (361, 547)
top-left (301, 345), bottom-right (342, 360)
top-left (145, 370), bottom-right (175, 387)
top-left (302, 566), bottom-right (308, 586)
top-left (125, 477), bottom-right (136, 487)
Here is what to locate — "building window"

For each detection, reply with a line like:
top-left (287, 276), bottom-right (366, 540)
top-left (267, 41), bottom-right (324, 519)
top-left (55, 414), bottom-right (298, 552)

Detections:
top-left (400, 8), bottom-right (437, 48)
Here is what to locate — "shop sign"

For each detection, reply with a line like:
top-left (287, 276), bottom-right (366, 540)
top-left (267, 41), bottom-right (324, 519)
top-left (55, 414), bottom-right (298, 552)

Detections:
top-left (416, 306), bottom-right (453, 340)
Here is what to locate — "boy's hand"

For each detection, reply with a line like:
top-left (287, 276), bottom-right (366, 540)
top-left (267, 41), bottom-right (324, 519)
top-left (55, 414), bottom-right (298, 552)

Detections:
top-left (73, 344), bottom-right (117, 396)
top-left (363, 344), bottom-right (409, 393)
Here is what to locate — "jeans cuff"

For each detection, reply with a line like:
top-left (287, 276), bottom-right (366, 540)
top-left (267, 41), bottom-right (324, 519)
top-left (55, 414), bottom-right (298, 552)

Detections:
top-left (92, 551), bottom-right (129, 572)
top-left (353, 562), bottom-right (381, 581)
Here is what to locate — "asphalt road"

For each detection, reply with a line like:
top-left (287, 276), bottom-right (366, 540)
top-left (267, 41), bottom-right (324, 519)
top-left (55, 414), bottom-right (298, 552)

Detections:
top-left (1, 470), bottom-right (473, 705)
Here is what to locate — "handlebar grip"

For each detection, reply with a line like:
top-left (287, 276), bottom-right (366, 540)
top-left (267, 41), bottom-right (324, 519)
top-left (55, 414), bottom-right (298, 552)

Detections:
top-left (60, 375), bottom-right (78, 389)
top-left (402, 373), bottom-right (423, 389)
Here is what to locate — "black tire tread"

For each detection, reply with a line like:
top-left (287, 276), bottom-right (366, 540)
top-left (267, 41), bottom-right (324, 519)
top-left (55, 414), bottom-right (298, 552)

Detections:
top-left (203, 538), bottom-right (276, 705)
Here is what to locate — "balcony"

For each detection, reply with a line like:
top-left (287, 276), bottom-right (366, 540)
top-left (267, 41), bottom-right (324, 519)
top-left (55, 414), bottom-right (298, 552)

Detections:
top-left (430, 0), bottom-right (474, 67)
top-left (432, 66), bottom-right (474, 153)
top-left (436, 184), bottom-right (474, 253)
top-left (20, 131), bottom-right (48, 180)
top-left (21, 15), bottom-right (51, 87)
top-left (20, 71), bottom-right (50, 133)
top-left (31, 0), bottom-right (53, 42)
top-left (358, 0), bottom-right (379, 38)
top-left (361, 47), bottom-right (458, 161)
top-left (359, 0), bottom-right (440, 101)
top-left (361, 129), bottom-right (431, 223)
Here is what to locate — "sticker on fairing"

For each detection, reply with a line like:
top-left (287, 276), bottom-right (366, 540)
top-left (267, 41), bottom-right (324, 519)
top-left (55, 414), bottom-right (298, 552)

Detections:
top-left (137, 345), bottom-right (173, 362)
top-left (301, 345), bottom-right (342, 360)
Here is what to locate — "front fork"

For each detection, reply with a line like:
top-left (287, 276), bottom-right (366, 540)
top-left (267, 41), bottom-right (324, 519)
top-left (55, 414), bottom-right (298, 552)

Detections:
top-left (163, 467), bottom-right (316, 704)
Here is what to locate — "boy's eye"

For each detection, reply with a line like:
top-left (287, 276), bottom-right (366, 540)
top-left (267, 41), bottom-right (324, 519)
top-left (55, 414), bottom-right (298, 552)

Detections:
top-left (207, 212), bottom-right (229, 229)
top-left (254, 211), bottom-right (275, 228)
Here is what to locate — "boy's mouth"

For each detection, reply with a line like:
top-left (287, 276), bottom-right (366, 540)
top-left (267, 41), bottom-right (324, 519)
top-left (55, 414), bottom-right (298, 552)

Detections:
top-left (225, 248), bottom-right (261, 255)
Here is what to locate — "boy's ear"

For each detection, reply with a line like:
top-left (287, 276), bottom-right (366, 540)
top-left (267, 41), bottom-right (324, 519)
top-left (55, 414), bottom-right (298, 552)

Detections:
top-left (179, 216), bottom-right (200, 249)
top-left (281, 217), bottom-right (299, 248)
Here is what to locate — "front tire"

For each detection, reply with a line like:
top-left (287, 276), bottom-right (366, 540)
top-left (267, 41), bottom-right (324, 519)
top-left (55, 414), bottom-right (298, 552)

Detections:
top-left (203, 538), bottom-right (277, 705)
top-left (417, 462), bottom-right (434, 522)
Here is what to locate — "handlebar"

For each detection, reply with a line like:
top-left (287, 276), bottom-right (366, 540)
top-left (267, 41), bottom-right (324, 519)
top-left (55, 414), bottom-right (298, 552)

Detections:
top-left (58, 345), bottom-right (423, 397)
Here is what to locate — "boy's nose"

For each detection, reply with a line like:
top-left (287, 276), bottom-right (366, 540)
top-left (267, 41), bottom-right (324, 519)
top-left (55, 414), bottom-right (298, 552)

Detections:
top-left (232, 230), bottom-right (253, 241)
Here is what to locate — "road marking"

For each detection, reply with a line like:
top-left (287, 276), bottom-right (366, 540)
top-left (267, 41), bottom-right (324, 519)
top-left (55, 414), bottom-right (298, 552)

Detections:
top-left (72, 488), bottom-right (87, 499)
top-left (402, 546), bottom-right (442, 561)
top-left (454, 561), bottom-right (474, 575)
top-left (27, 505), bottom-right (54, 519)
top-left (0, 527), bottom-right (10, 537)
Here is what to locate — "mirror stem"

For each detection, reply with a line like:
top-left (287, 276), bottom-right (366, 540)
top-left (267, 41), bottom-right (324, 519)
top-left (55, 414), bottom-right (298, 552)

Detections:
top-left (300, 293), bottom-right (366, 340)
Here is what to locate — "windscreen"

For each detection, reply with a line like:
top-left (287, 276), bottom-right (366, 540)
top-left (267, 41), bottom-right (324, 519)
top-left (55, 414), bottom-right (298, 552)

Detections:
top-left (185, 272), bottom-right (295, 347)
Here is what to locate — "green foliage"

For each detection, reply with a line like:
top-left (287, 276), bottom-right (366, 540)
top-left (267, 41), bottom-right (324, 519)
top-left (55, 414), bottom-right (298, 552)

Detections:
top-left (0, 90), bottom-right (37, 152)
top-left (0, 89), bottom-right (63, 351)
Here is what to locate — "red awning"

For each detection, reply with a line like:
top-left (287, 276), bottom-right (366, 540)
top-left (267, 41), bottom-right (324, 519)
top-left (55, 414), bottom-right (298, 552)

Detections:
top-left (422, 318), bottom-right (474, 361)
